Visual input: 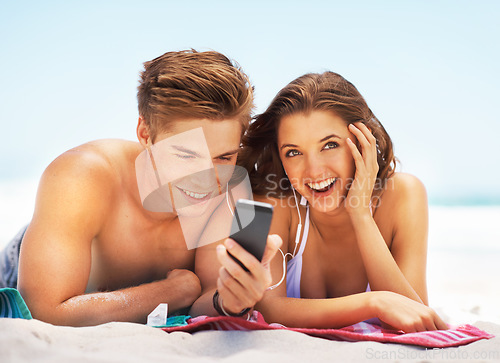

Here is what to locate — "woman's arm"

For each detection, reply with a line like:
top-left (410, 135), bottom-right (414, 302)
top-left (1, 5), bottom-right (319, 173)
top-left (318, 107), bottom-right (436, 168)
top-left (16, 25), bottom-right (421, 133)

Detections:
top-left (349, 180), bottom-right (428, 304)
top-left (345, 123), bottom-right (428, 304)
top-left (253, 193), bottom-right (445, 332)
top-left (258, 291), bottom-right (446, 332)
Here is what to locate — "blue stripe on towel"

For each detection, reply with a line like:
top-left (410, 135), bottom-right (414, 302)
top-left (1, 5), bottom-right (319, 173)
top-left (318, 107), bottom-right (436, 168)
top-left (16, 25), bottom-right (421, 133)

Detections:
top-left (0, 288), bottom-right (32, 319)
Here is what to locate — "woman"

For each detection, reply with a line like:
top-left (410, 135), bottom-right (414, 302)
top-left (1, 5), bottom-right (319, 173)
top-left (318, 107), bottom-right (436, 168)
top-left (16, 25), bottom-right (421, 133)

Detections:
top-left (240, 72), bottom-right (447, 332)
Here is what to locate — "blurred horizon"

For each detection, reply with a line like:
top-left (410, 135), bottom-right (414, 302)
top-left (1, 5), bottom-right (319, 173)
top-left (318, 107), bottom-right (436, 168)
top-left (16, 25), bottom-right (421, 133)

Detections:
top-left (1, 0), bottom-right (500, 206)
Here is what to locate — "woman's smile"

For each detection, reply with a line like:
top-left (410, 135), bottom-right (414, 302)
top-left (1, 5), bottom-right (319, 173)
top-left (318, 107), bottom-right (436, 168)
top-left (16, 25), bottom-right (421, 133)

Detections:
top-left (306, 176), bottom-right (337, 192)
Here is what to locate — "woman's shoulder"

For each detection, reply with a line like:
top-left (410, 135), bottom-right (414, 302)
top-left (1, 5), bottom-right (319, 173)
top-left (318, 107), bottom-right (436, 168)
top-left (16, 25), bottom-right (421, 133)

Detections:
top-left (374, 172), bottom-right (428, 221)
top-left (379, 172), bottom-right (427, 202)
top-left (374, 173), bottom-right (428, 246)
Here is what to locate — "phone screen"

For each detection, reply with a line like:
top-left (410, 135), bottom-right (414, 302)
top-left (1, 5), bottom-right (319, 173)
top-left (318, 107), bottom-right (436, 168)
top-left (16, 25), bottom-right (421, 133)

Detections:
top-left (228, 199), bottom-right (273, 270)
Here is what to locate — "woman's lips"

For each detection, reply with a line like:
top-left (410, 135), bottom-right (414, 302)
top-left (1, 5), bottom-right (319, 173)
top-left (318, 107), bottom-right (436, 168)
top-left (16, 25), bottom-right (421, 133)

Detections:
top-left (306, 177), bottom-right (337, 192)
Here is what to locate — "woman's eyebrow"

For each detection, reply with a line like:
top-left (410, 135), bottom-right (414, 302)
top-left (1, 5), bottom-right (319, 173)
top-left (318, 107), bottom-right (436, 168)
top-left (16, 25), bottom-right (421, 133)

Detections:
top-left (280, 134), bottom-right (341, 151)
top-left (319, 134), bottom-right (341, 142)
top-left (280, 143), bottom-right (298, 151)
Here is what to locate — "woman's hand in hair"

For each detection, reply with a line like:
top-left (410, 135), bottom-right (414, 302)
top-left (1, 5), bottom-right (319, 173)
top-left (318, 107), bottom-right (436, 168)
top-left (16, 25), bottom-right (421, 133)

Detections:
top-left (344, 122), bottom-right (379, 218)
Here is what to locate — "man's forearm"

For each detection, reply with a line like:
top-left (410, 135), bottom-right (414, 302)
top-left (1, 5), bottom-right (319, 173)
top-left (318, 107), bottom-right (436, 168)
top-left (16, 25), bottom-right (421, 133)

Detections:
top-left (30, 271), bottom-right (200, 326)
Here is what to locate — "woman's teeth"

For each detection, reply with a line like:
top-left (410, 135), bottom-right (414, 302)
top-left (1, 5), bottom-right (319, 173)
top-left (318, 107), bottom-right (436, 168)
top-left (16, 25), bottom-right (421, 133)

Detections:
top-left (180, 188), bottom-right (209, 199)
top-left (307, 177), bottom-right (336, 192)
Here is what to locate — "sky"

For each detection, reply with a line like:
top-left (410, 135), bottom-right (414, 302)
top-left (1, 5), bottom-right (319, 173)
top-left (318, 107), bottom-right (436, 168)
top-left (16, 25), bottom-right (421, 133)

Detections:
top-left (1, 0), bottom-right (499, 205)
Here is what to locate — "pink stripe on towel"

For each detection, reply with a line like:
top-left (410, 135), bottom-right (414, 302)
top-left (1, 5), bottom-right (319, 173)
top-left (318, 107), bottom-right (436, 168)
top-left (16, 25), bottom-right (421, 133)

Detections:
top-left (162, 311), bottom-right (494, 348)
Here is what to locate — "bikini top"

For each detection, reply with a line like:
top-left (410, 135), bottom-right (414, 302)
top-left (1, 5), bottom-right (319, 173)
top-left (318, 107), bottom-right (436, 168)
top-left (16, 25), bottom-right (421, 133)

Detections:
top-left (285, 206), bottom-right (371, 298)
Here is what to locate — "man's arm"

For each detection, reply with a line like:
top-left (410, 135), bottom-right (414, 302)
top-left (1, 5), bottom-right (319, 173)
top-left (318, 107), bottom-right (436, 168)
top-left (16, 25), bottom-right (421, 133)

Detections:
top-left (190, 190), bottom-right (282, 317)
top-left (190, 235), bottom-right (281, 317)
top-left (17, 149), bottom-right (200, 326)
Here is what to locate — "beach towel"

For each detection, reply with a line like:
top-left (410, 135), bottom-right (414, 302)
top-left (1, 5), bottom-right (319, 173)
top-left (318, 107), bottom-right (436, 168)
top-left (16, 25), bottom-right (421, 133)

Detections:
top-left (162, 311), bottom-right (494, 348)
top-left (0, 288), bottom-right (32, 319)
top-left (0, 288), bottom-right (494, 348)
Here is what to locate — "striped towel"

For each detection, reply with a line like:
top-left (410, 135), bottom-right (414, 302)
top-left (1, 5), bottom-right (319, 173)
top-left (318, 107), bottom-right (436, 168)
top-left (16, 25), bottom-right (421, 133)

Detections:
top-left (0, 288), bottom-right (32, 319)
top-left (162, 311), bottom-right (494, 348)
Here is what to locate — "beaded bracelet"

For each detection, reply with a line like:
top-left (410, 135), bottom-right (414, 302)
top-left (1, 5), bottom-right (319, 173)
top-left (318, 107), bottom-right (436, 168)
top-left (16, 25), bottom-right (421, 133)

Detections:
top-left (212, 290), bottom-right (251, 318)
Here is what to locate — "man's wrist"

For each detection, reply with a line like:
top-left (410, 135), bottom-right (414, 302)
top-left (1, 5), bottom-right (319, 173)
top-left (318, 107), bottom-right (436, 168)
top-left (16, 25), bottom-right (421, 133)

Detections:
top-left (212, 290), bottom-right (251, 318)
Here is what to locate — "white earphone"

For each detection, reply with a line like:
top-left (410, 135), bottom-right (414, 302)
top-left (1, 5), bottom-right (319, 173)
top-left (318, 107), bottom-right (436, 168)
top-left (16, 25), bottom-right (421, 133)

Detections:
top-left (286, 170), bottom-right (304, 257)
top-left (267, 170), bottom-right (305, 290)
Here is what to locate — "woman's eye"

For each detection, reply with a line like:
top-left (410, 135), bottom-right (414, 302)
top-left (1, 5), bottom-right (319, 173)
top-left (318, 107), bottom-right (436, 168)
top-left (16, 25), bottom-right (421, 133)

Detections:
top-left (217, 156), bottom-right (232, 162)
top-left (323, 141), bottom-right (339, 150)
top-left (285, 149), bottom-right (301, 158)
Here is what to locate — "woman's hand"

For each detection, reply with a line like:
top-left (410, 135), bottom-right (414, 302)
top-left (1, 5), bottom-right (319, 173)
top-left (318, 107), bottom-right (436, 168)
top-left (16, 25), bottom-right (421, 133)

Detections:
top-left (344, 122), bottom-right (379, 218)
top-left (215, 234), bottom-right (282, 315)
top-left (369, 291), bottom-right (448, 332)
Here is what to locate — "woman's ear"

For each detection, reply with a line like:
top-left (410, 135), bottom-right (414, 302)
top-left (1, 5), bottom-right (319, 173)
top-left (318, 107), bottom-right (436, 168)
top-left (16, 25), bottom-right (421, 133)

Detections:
top-left (137, 116), bottom-right (151, 147)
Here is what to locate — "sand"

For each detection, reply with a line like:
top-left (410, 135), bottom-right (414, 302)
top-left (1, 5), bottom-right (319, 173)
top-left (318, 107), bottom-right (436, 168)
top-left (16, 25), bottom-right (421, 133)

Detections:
top-left (0, 317), bottom-right (498, 363)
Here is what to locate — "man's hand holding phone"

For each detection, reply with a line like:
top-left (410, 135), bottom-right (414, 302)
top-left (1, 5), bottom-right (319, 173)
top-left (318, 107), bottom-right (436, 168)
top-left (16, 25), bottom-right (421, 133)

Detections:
top-left (214, 199), bottom-right (282, 316)
top-left (215, 233), bottom-right (282, 315)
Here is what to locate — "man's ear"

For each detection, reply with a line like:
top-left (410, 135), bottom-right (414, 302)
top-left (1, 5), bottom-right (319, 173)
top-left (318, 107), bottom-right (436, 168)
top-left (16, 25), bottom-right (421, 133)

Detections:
top-left (137, 116), bottom-right (151, 147)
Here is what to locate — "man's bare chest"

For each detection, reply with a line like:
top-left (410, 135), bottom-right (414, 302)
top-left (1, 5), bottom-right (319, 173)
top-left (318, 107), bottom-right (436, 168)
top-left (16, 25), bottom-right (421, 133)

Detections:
top-left (86, 200), bottom-right (195, 292)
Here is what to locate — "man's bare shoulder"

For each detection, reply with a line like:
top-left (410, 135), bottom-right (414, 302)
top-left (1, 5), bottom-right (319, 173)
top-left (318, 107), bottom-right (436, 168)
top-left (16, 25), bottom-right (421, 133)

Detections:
top-left (35, 139), bottom-right (142, 221)
top-left (44, 139), bottom-right (140, 182)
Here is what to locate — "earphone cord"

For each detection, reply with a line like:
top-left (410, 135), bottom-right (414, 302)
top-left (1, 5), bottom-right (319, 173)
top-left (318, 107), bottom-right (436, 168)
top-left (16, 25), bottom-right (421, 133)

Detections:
top-left (267, 186), bottom-right (303, 291)
top-left (290, 186), bottom-right (302, 258)
top-left (267, 248), bottom-right (292, 290)
top-left (226, 183), bottom-right (234, 216)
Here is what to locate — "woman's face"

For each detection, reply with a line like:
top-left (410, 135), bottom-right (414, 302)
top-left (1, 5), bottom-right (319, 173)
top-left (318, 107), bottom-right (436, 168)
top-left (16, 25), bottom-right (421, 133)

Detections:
top-left (277, 110), bottom-right (355, 213)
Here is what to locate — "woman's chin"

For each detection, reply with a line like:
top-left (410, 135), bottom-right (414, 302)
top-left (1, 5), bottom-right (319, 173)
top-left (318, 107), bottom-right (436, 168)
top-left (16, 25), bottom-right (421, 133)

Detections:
top-left (309, 195), bottom-right (344, 213)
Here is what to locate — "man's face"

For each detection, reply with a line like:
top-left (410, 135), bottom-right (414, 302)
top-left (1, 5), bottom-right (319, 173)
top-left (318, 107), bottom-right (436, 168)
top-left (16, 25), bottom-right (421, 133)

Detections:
top-left (155, 118), bottom-right (242, 181)
top-left (136, 118), bottom-right (242, 217)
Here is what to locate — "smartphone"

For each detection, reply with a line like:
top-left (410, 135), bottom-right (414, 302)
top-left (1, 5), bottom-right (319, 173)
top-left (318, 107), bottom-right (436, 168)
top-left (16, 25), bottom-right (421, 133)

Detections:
top-left (228, 199), bottom-right (274, 271)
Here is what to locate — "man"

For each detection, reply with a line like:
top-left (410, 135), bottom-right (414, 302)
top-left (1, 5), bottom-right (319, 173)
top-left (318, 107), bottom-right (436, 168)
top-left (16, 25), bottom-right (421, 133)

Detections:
top-left (1, 50), bottom-right (280, 326)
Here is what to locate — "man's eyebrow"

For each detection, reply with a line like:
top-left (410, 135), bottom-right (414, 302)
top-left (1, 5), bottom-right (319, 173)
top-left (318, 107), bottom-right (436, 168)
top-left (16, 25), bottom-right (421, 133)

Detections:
top-left (171, 145), bottom-right (202, 157)
top-left (280, 134), bottom-right (341, 151)
top-left (214, 149), bottom-right (240, 158)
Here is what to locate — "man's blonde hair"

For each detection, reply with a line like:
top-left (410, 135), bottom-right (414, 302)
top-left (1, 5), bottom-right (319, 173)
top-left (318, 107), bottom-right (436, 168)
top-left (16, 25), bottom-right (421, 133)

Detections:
top-left (137, 49), bottom-right (254, 141)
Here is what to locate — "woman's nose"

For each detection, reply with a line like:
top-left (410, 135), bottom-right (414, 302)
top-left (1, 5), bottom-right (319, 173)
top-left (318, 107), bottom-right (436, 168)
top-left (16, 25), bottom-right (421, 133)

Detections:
top-left (304, 154), bottom-right (325, 180)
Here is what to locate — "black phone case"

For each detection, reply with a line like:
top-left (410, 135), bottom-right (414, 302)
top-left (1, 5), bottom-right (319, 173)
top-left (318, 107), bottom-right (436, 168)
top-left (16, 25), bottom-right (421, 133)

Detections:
top-left (228, 200), bottom-right (273, 270)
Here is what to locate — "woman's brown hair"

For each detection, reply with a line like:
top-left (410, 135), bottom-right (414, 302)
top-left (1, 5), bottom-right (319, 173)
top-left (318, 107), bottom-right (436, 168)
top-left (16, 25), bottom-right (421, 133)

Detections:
top-left (240, 72), bottom-right (396, 197)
